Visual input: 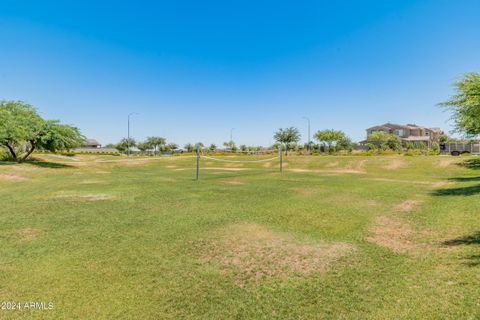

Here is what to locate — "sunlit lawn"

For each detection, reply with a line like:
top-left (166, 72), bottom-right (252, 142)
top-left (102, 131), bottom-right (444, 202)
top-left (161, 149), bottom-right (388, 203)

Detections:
top-left (0, 153), bottom-right (479, 319)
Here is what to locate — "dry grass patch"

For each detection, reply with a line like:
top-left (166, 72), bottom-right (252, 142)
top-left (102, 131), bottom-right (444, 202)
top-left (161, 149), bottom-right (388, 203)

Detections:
top-left (50, 193), bottom-right (114, 201)
top-left (370, 178), bottom-right (446, 188)
top-left (367, 216), bottom-right (419, 253)
top-left (79, 179), bottom-right (103, 184)
top-left (290, 168), bottom-right (364, 174)
top-left (289, 186), bottom-right (320, 196)
top-left (202, 167), bottom-right (248, 171)
top-left (220, 178), bottom-right (247, 185)
top-left (199, 223), bottom-right (355, 283)
top-left (14, 227), bottom-right (43, 241)
top-left (437, 158), bottom-right (455, 168)
top-left (0, 174), bottom-right (29, 182)
top-left (384, 158), bottom-right (407, 170)
top-left (395, 200), bottom-right (424, 212)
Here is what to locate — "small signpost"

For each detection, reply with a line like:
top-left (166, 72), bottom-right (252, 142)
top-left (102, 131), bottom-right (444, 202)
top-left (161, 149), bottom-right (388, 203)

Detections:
top-left (196, 148), bottom-right (200, 180)
top-left (279, 147), bottom-right (283, 173)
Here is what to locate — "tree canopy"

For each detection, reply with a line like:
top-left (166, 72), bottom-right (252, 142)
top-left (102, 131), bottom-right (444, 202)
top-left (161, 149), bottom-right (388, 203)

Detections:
top-left (274, 127), bottom-right (301, 153)
top-left (314, 130), bottom-right (347, 146)
top-left (441, 72), bottom-right (480, 136)
top-left (367, 131), bottom-right (402, 151)
top-left (0, 100), bottom-right (84, 162)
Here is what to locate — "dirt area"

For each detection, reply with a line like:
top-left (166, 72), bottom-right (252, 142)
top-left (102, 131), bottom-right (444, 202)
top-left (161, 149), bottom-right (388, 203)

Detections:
top-left (384, 158), bottom-right (407, 170)
top-left (395, 200), bottom-right (424, 212)
top-left (367, 216), bottom-right (419, 253)
top-left (50, 193), bottom-right (114, 201)
top-left (220, 179), bottom-right (247, 185)
top-left (198, 223), bottom-right (355, 283)
top-left (0, 174), bottom-right (29, 182)
top-left (14, 227), bottom-right (43, 241)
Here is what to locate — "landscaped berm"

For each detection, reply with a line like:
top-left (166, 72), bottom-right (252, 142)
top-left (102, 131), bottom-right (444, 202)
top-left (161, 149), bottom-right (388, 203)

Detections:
top-left (1, 154), bottom-right (480, 319)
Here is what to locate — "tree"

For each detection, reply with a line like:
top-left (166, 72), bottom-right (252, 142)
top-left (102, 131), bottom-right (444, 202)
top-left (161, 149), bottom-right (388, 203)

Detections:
top-left (440, 72), bottom-right (480, 135)
top-left (136, 141), bottom-right (150, 153)
top-left (223, 140), bottom-right (236, 151)
top-left (314, 129), bottom-right (347, 150)
top-left (115, 138), bottom-right (136, 153)
top-left (209, 144), bottom-right (217, 152)
top-left (184, 143), bottom-right (194, 153)
top-left (0, 100), bottom-right (84, 162)
top-left (167, 143), bottom-right (178, 151)
top-left (337, 136), bottom-right (353, 152)
top-left (194, 142), bottom-right (204, 151)
top-left (367, 132), bottom-right (402, 152)
top-left (273, 127), bottom-right (301, 155)
top-left (144, 136), bottom-right (166, 154)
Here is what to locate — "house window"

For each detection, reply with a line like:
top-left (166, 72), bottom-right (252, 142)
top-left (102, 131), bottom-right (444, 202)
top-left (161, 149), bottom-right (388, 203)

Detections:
top-left (394, 129), bottom-right (404, 136)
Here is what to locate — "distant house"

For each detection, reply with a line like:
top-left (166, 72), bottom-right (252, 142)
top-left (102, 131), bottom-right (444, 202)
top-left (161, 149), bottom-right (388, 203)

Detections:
top-left (74, 139), bottom-right (117, 153)
top-left (84, 139), bottom-right (101, 148)
top-left (363, 123), bottom-right (443, 144)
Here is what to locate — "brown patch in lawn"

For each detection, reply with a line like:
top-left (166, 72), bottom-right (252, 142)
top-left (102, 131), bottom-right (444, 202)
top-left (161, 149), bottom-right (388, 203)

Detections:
top-left (0, 174), bottom-right (29, 182)
top-left (384, 158), bottom-right (407, 170)
top-left (79, 179), bottom-right (103, 184)
top-left (262, 161), bottom-right (272, 168)
top-left (165, 165), bottom-right (177, 169)
top-left (367, 216), bottom-right (419, 253)
top-left (202, 167), bottom-right (248, 171)
top-left (95, 170), bottom-right (110, 174)
top-left (437, 158), bottom-right (455, 168)
top-left (199, 223), bottom-right (355, 282)
top-left (50, 193), bottom-right (114, 201)
top-left (290, 168), bottom-right (365, 174)
top-left (14, 227), bottom-right (43, 241)
top-left (370, 178), bottom-right (446, 187)
top-left (289, 186), bottom-right (319, 196)
top-left (325, 161), bottom-right (339, 168)
top-left (221, 179), bottom-right (246, 185)
top-left (395, 200), bottom-right (423, 212)
top-left (225, 163), bottom-right (244, 168)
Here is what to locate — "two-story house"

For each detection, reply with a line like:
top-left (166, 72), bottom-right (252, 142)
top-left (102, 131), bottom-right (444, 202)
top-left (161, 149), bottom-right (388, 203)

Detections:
top-left (365, 123), bottom-right (443, 145)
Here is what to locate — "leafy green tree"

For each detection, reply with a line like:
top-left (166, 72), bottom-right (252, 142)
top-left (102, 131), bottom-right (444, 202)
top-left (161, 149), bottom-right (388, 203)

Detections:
top-left (209, 144), bottom-right (217, 152)
top-left (337, 136), bottom-right (353, 152)
top-left (367, 132), bottom-right (401, 151)
top-left (184, 143), bottom-right (194, 153)
top-left (136, 141), bottom-right (150, 153)
top-left (432, 141), bottom-right (440, 153)
top-left (273, 127), bottom-right (301, 155)
top-left (0, 100), bottom-right (84, 162)
top-left (144, 136), bottom-right (166, 154)
top-left (167, 143), bottom-right (178, 151)
top-left (240, 144), bottom-right (247, 152)
top-left (440, 72), bottom-right (480, 135)
top-left (223, 140), bottom-right (236, 150)
top-left (438, 134), bottom-right (449, 144)
top-left (194, 142), bottom-right (204, 151)
top-left (116, 138), bottom-right (136, 153)
top-left (314, 129), bottom-right (347, 151)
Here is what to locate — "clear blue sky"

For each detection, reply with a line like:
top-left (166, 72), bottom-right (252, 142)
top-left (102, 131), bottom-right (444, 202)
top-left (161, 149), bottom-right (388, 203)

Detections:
top-left (1, 0), bottom-right (479, 146)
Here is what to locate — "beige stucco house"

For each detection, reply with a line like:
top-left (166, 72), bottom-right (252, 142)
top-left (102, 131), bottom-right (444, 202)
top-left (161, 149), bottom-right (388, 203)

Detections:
top-left (365, 123), bottom-right (443, 144)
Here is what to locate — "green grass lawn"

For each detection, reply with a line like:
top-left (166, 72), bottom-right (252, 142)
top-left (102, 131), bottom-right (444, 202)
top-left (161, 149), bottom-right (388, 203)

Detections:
top-left (1, 154), bottom-right (480, 319)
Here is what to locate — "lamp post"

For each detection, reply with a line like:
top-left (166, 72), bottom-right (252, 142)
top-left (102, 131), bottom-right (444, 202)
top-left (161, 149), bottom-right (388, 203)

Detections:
top-left (302, 117), bottom-right (311, 151)
top-left (230, 128), bottom-right (235, 142)
top-left (127, 112), bottom-right (139, 156)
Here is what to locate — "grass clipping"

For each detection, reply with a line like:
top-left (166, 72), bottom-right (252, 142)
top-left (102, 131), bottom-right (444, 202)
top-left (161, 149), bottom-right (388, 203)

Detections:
top-left (199, 223), bottom-right (355, 283)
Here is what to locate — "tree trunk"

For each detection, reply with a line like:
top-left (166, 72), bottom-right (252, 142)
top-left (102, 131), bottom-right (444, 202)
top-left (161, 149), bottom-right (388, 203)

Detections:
top-left (19, 143), bottom-right (35, 162)
top-left (5, 143), bottom-right (17, 160)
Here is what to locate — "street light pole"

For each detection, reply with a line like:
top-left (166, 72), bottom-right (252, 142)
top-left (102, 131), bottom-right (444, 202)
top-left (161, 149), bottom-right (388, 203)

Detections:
top-left (230, 128), bottom-right (235, 142)
top-left (302, 117), bottom-right (311, 151)
top-left (127, 112), bottom-right (139, 156)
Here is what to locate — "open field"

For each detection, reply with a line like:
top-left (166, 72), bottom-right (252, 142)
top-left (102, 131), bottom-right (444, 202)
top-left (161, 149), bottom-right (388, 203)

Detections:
top-left (1, 154), bottom-right (480, 319)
